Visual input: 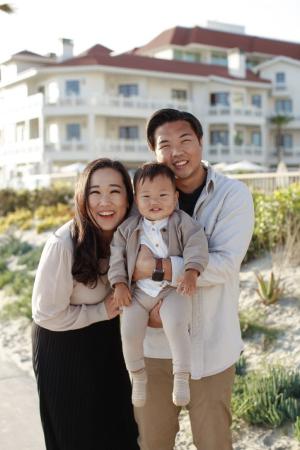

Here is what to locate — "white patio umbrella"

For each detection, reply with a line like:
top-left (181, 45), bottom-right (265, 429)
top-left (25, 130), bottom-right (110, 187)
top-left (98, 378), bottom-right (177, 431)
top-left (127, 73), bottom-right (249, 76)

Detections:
top-left (211, 162), bottom-right (228, 172)
top-left (222, 160), bottom-right (268, 173)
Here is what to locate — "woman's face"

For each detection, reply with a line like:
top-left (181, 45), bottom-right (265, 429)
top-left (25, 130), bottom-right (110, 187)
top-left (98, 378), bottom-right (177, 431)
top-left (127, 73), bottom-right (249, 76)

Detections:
top-left (87, 167), bottom-right (129, 237)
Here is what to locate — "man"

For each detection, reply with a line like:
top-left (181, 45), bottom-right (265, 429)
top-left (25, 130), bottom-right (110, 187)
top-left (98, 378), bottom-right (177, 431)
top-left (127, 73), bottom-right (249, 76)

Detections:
top-left (133, 108), bottom-right (254, 450)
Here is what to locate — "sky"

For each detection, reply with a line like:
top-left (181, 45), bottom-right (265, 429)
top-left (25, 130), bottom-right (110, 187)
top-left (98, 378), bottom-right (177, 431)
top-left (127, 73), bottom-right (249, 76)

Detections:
top-left (0, 0), bottom-right (300, 62)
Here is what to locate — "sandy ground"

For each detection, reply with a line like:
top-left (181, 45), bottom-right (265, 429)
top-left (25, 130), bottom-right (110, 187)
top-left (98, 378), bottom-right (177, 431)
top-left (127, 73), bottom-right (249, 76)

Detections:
top-left (1, 233), bottom-right (300, 449)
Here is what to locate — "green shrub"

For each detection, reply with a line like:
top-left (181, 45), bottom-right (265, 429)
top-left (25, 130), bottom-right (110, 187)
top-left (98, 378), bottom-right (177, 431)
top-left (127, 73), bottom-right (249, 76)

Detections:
top-left (246, 183), bottom-right (300, 261)
top-left (235, 355), bottom-right (247, 376)
top-left (294, 416), bottom-right (300, 441)
top-left (18, 246), bottom-right (43, 271)
top-left (0, 292), bottom-right (32, 320)
top-left (255, 271), bottom-right (284, 305)
top-left (5, 271), bottom-right (34, 296)
top-left (232, 367), bottom-right (300, 428)
top-left (0, 270), bottom-right (15, 288)
top-left (0, 209), bottom-right (33, 233)
top-left (0, 185), bottom-right (73, 217)
top-left (0, 237), bottom-right (33, 258)
top-left (239, 308), bottom-right (281, 347)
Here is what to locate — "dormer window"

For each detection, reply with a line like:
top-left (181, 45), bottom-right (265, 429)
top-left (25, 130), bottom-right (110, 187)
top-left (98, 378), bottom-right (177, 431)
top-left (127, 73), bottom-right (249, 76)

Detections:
top-left (275, 72), bottom-right (285, 84)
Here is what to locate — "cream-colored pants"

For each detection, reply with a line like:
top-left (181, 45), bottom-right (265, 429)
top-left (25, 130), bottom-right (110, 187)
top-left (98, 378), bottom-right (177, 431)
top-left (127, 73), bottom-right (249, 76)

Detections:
top-left (121, 286), bottom-right (192, 374)
top-left (135, 359), bottom-right (235, 450)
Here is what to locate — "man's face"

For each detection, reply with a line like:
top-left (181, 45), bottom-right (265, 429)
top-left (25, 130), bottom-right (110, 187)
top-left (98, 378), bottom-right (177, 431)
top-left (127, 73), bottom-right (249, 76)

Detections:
top-left (153, 120), bottom-right (203, 186)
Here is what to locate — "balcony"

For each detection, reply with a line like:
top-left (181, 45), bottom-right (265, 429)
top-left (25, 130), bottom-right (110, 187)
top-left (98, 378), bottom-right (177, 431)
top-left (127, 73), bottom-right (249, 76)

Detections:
top-left (0, 138), bottom-right (44, 163)
top-left (208, 105), bottom-right (263, 117)
top-left (269, 147), bottom-right (300, 165)
top-left (45, 140), bottom-right (90, 161)
top-left (207, 144), bottom-right (265, 163)
top-left (0, 93), bottom-right (44, 122)
top-left (44, 95), bottom-right (192, 117)
top-left (95, 138), bottom-right (150, 162)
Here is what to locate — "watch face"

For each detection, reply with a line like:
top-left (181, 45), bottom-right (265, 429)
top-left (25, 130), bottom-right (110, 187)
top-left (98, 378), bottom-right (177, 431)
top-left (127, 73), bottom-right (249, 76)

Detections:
top-left (152, 270), bottom-right (164, 282)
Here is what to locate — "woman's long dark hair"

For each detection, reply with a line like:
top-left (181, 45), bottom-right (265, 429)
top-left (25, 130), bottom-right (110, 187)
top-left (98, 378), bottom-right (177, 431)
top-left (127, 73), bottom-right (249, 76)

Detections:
top-left (71, 158), bottom-right (133, 287)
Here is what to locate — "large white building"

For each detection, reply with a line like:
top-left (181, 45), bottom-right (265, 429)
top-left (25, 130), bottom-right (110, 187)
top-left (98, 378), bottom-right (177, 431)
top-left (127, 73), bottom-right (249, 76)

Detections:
top-left (0, 22), bottom-right (300, 188)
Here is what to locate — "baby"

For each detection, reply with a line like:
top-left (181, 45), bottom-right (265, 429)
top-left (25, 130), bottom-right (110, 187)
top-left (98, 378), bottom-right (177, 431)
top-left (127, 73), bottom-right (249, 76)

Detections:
top-left (108, 162), bottom-right (208, 407)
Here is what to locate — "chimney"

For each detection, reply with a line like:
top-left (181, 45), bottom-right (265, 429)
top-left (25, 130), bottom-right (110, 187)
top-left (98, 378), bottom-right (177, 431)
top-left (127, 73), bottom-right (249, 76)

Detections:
top-left (228, 48), bottom-right (246, 78)
top-left (58, 38), bottom-right (74, 61)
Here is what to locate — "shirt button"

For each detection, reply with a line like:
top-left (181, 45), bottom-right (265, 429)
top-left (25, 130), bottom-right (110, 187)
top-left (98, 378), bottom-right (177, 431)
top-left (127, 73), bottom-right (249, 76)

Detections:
top-left (155, 244), bottom-right (159, 247)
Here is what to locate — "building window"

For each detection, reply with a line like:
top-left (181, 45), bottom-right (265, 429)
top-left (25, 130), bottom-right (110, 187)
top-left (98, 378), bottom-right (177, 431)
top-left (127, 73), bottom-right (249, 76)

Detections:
top-left (252, 95), bottom-right (262, 108)
top-left (210, 130), bottom-right (229, 145)
top-left (65, 80), bottom-right (80, 96)
top-left (171, 89), bottom-right (187, 100)
top-left (276, 134), bottom-right (293, 148)
top-left (211, 52), bottom-right (228, 66)
top-left (210, 92), bottom-right (229, 106)
top-left (29, 118), bottom-right (39, 139)
top-left (119, 126), bottom-right (139, 139)
top-left (173, 50), bottom-right (201, 62)
top-left (66, 123), bottom-right (81, 141)
top-left (234, 130), bottom-right (244, 146)
top-left (252, 131), bottom-right (262, 146)
top-left (16, 122), bottom-right (25, 142)
top-left (276, 72), bottom-right (285, 84)
top-left (275, 99), bottom-right (292, 113)
top-left (118, 84), bottom-right (138, 97)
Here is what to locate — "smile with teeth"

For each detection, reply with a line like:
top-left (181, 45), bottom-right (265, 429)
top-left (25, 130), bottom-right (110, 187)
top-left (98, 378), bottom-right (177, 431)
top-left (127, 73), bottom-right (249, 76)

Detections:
top-left (174, 160), bottom-right (188, 167)
top-left (97, 211), bottom-right (114, 217)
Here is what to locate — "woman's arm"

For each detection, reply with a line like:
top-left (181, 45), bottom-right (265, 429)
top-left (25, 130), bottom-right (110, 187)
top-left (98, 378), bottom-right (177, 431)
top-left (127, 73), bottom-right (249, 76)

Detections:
top-left (32, 238), bottom-right (117, 331)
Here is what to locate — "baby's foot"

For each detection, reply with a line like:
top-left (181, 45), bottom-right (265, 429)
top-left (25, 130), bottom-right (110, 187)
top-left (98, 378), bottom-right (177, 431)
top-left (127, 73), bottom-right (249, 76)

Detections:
top-left (172, 372), bottom-right (190, 406)
top-left (131, 370), bottom-right (147, 407)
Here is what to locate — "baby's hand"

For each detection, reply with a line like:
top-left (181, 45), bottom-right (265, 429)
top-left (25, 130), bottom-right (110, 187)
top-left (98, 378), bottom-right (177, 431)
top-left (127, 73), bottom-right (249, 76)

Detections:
top-left (114, 283), bottom-right (132, 307)
top-left (177, 269), bottom-right (199, 297)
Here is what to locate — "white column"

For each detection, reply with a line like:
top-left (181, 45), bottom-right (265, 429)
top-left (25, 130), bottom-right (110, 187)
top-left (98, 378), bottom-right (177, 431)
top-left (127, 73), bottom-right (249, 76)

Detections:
top-left (88, 112), bottom-right (95, 159)
top-left (229, 120), bottom-right (235, 163)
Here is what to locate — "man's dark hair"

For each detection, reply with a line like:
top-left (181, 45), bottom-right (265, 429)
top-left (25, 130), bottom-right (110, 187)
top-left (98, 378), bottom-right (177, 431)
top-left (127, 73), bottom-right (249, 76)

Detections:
top-left (133, 162), bottom-right (176, 193)
top-left (146, 108), bottom-right (203, 151)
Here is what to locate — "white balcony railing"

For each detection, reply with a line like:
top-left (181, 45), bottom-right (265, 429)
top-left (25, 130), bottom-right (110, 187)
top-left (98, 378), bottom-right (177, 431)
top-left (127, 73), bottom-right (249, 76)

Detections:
top-left (208, 105), bottom-right (263, 117)
top-left (45, 95), bottom-right (191, 112)
top-left (207, 144), bottom-right (265, 162)
top-left (95, 138), bottom-right (150, 161)
top-left (0, 138), bottom-right (44, 164)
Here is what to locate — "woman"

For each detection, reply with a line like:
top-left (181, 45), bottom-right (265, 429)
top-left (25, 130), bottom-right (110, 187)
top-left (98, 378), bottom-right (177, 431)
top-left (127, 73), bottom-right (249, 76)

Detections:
top-left (32, 159), bottom-right (139, 450)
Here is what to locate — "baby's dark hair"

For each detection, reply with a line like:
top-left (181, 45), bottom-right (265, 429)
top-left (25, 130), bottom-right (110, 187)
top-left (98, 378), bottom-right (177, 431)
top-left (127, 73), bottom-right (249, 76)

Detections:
top-left (133, 162), bottom-right (176, 193)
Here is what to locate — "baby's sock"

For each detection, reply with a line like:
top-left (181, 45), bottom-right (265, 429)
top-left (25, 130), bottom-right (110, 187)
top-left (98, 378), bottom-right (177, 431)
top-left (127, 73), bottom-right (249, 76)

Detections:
top-left (131, 369), bottom-right (147, 407)
top-left (172, 372), bottom-right (190, 406)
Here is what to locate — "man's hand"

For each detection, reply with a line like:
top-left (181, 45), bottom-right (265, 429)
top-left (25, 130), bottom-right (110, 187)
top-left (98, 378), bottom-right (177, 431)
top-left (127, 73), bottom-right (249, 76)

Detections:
top-left (177, 269), bottom-right (199, 297)
top-left (104, 293), bottom-right (120, 319)
top-left (148, 300), bottom-right (163, 328)
top-left (132, 244), bottom-right (155, 281)
top-left (113, 283), bottom-right (132, 307)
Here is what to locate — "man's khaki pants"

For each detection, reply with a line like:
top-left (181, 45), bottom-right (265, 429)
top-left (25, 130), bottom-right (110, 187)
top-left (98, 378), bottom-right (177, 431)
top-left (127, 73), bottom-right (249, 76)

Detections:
top-left (134, 358), bottom-right (235, 450)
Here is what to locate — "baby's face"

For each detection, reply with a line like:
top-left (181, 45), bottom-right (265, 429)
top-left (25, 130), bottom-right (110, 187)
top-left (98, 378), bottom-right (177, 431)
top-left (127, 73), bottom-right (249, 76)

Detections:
top-left (135, 175), bottom-right (178, 222)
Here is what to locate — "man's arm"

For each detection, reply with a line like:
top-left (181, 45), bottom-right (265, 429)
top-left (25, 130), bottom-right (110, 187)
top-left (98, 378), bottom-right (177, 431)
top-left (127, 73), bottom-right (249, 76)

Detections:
top-left (132, 244), bottom-right (172, 282)
top-left (196, 182), bottom-right (254, 287)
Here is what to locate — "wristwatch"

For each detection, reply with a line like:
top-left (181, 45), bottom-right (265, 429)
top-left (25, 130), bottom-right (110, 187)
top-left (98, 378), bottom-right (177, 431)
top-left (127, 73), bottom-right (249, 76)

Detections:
top-left (152, 258), bottom-right (164, 282)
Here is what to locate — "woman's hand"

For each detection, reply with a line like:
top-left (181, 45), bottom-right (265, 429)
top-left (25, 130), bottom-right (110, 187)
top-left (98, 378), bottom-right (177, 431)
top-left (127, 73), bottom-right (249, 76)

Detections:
top-left (148, 300), bottom-right (163, 328)
top-left (104, 292), bottom-right (120, 319)
top-left (132, 245), bottom-right (155, 281)
top-left (114, 283), bottom-right (132, 307)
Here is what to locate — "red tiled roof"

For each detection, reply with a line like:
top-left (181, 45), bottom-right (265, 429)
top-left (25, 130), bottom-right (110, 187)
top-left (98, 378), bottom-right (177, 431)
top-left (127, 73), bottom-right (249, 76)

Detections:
top-left (132, 26), bottom-right (300, 60)
top-left (52, 47), bottom-right (269, 84)
top-left (13, 50), bottom-right (46, 58)
top-left (78, 44), bottom-right (112, 57)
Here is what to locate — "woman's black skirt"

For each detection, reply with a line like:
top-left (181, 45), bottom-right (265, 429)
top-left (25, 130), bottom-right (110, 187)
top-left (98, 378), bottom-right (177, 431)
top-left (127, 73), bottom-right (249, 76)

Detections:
top-left (32, 317), bottom-right (139, 450)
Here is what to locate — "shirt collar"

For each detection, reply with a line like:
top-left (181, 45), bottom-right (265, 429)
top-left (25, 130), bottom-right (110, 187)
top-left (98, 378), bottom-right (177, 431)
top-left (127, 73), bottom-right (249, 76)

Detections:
top-left (143, 217), bottom-right (169, 230)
